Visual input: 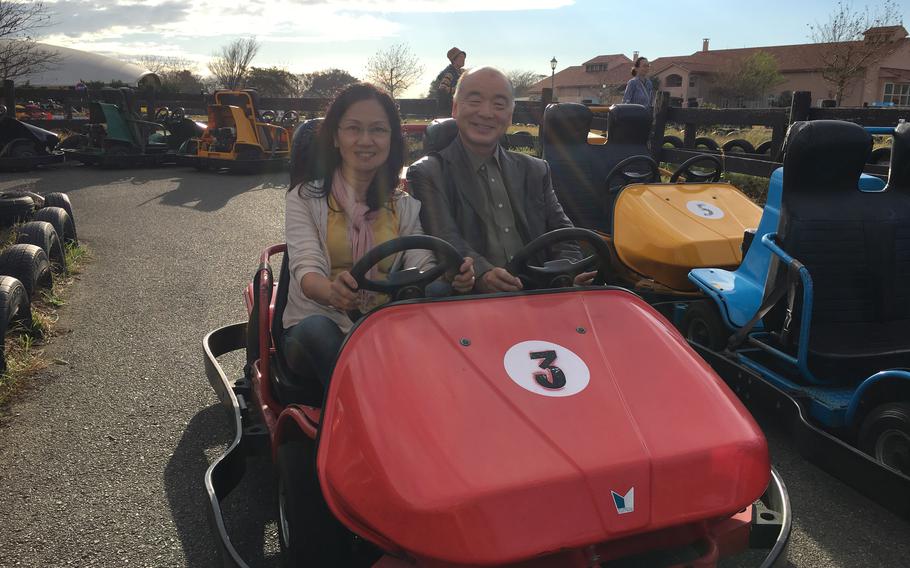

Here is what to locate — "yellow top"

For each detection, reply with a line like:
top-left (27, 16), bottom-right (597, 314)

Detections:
top-left (612, 182), bottom-right (762, 291)
top-left (327, 196), bottom-right (399, 310)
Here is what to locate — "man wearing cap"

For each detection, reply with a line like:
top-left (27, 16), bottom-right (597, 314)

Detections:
top-left (434, 47), bottom-right (466, 117)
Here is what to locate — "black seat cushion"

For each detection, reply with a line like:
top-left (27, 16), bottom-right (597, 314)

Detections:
top-left (771, 120), bottom-right (910, 378)
top-left (887, 121), bottom-right (910, 192)
top-left (421, 117), bottom-right (513, 156)
top-left (542, 103), bottom-right (652, 233)
top-left (268, 253), bottom-right (326, 406)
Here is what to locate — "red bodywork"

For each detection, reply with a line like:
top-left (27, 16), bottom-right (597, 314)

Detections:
top-left (246, 245), bottom-right (770, 567)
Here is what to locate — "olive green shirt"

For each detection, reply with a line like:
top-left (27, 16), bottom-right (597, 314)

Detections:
top-left (464, 146), bottom-right (524, 267)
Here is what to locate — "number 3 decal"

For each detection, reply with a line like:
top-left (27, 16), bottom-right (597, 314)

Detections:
top-left (504, 341), bottom-right (590, 397)
top-left (530, 350), bottom-right (566, 389)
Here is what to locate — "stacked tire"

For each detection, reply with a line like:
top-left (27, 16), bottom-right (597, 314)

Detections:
top-left (0, 191), bottom-right (77, 371)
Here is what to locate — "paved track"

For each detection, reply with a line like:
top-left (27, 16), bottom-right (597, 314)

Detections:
top-left (0, 164), bottom-right (907, 567)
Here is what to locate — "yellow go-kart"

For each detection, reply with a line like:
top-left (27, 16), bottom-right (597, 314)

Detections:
top-left (542, 102), bottom-right (761, 301)
top-left (178, 89), bottom-right (290, 173)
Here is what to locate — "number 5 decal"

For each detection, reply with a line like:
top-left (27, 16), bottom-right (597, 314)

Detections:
top-left (530, 350), bottom-right (566, 389)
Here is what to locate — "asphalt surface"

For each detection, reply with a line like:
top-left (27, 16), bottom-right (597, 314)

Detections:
top-left (0, 163), bottom-right (907, 567)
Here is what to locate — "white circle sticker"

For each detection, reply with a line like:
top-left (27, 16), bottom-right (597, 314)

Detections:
top-left (686, 200), bottom-right (725, 219)
top-left (503, 341), bottom-right (590, 397)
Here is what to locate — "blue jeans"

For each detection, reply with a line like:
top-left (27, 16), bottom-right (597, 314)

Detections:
top-left (282, 315), bottom-right (345, 389)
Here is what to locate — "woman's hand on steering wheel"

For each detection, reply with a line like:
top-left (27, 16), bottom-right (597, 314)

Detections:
top-left (450, 257), bottom-right (476, 294)
top-left (328, 271), bottom-right (359, 311)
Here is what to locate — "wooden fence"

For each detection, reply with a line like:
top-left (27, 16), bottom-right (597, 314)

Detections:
top-left (649, 91), bottom-right (908, 179)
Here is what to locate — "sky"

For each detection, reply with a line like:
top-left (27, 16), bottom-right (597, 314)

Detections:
top-left (33, 0), bottom-right (909, 97)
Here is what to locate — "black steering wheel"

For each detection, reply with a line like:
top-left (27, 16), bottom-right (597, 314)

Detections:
top-left (260, 110), bottom-right (277, 124)
top-left (281, 110), bottom-right (300, 127)
top-left (669, 154), bottom-right (723, 183)
top-left (169, 106), bottom-right (185, 120)
top-left (154, 107), bottom-right (170, 122)
top-left (347, 235), bottom-right (464, 321)
top-left (605, 155), bottom-right (660, 194)
top-left (504, 227), bottom-right (615, 290)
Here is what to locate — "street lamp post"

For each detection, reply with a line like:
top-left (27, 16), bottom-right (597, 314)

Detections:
top-left (550, 57), bottom-right (557, 98)
top-left (550, 55), bottom-right (556, 94)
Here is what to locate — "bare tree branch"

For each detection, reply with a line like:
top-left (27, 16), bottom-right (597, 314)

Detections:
top-left (0, 1), bottom-right (61, 81)
top-left (364, 43), bottom-right (423, 99)
top-left (207, 37), bottom-right (260, 90)
top-left (507, 70), bottom-right (545, 98)
top-left (808, 0), bottom-right (904, 104)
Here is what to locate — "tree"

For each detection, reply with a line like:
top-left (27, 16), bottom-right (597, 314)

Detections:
top-left (207, 37), bottom-right (260, 90)
top-left (809, 0), bottom-right (904, 104)
top-left (0, 1), bottom-right (60, 81)
top-left (160, 70), bottom-right (204, 94)
top-left (711, 51), bottom-right (785, 106)
top-left (246, 66), bottom-right (302, 97)
top-left (300, 68), bottom-right (358, 98)
top-left (364, 43), bottom-right (423, 98)
top-left (508, 70), bottom-right (544, 98)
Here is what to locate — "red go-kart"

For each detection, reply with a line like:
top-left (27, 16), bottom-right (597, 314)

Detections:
top-left (203, 228), bottom-right (791, 567)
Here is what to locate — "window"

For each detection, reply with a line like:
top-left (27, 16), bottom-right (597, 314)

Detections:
top-left (883, 83), bottom-right (910, 106)
top-left (689, 76), bottom-right (697, 87)
top-left (585, 64), bottom-right (608, 73)
top-left (666, 74), bottom-right (683, 88)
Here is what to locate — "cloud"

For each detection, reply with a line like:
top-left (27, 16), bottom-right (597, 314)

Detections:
top-left (287, 0), bottom-right (573, 10)
top-left (43, 0), bottom-right (192, 37)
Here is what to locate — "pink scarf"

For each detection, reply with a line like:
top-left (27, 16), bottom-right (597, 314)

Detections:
top-left (331, 170), bottom-right (380, 285)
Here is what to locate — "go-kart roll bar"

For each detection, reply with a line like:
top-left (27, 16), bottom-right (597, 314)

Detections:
top-left (256, 244), bottom-right (287, 398)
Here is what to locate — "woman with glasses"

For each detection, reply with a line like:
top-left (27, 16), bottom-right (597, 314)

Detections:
top-left (284, 83), bottom-right (475, 389)
top-left (622, 57), bottom-right (654, 109)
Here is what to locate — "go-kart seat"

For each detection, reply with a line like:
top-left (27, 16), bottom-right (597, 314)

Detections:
top-left (289, 118), bottom-right (323, 188)
top-left (542, 103), bottom-right (652, 233)
top-left (420, 117), bottom-right (511, 155)
top-left (265, 253), bottom-right (327, 406)
top-left (770, 120), bottom-right (910, 378)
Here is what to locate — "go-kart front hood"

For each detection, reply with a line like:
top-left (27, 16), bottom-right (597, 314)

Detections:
top-left (318, 288), bottom-right (769, 566)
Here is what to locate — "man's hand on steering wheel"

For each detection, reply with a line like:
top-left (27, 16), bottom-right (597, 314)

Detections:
top-left (574, 271), bottom-right (598, 286)
top-left (478, 267), bottom-right (523, 293)
top-left (451, 257), bottom-right (476, 294)
top-left (328, 271), bottom-right (359, 311)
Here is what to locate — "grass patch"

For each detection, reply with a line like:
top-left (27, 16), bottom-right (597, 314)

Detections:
top-left (0, 242), bottom-right (91, 411)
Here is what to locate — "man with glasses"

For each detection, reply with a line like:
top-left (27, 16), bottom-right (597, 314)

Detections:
top-left (408, 66), bottom-right (591, 293)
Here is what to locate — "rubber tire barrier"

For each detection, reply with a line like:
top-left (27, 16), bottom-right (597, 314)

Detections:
top-left (0, 244), bottom-right (52, 299)
top-left (33, 206), bottom-right (76, 245)
top-left (0, 193), bottom-right (35, 229)
top-left (16, 221), bottom-right (66, 273)
top-left (869, 147), bottom-right (892, 166)
top-left (694, 137), bottom-right (720, 151)
top-left (722, 139), bottom-right (756, 154)
top-left (42, 193), bottom-right (75, 224)
top-left (755, 141), bottom-right (773, 155)
top-left (662, 135), bottom-right (684, 148)
top-left (0, 276), bottom-right (32, 373)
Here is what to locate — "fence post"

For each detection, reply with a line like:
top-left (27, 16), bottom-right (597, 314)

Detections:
top-left (145, 87), bottom-right (157, 122)
top-left (649, 91), bottom-right (670, 160)
top-left (3, 80), bottom-right (13, 116)
top-left (789, 91), bottom-right (811, 125)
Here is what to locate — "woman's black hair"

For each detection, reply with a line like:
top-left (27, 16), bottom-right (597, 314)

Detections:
top-left (631, 57), bottom-right (648, 77)
top-left (293, 82), bottom-right (404, 212)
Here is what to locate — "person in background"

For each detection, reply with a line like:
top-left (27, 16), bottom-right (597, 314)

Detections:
top-left (622, 57), bottom-right (654, 109)
top-left (435, 47), bottom-right (466, 117)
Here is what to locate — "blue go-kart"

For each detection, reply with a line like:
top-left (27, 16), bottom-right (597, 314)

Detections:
top-left (683, 119), bottom-right (910, 517)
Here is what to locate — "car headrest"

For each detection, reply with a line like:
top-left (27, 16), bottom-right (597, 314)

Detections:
top-left (423, 118), bottom-right (459, 154)
top-left (607, 104), bottom-right (651, 145)
top-left (543, 103), bottom-right (592, 147)
top-left (887, 121), bottom-right (910, 193)
top-left (290, 118), bottom-right (323, 189)
top-left (782, 120), bottom-right (871, 194)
